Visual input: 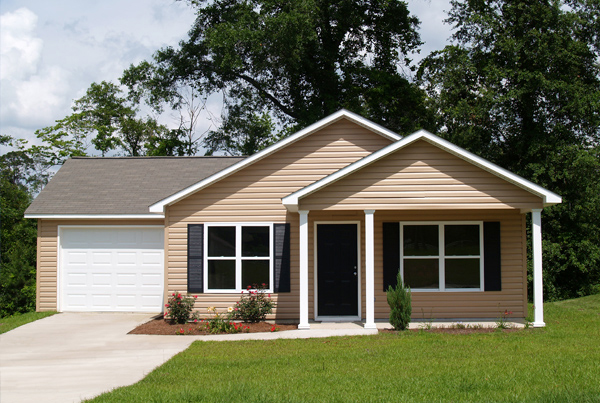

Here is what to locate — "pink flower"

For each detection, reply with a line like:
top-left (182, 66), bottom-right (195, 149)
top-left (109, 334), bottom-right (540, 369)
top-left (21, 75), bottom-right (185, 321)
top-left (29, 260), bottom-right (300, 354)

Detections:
top-left (268, 294), bottom-right (271, 298)
top-left (194, 295), bottom-right (198, 299)
top-left (165, 304), bottom-right (169, 307)
top-left (177, 293), bottom-right (181, 298)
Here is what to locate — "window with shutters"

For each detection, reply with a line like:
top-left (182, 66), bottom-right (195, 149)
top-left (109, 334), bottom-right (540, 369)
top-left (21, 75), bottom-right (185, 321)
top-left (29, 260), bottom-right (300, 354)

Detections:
top-left (401, 222), bottom-right (484, 292)
top-left (204, 223), bottom-right (273, 293)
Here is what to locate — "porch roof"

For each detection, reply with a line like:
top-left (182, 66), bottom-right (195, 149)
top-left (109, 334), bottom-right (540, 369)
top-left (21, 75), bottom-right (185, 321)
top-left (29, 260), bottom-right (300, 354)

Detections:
top-left (282, 130), bottom-right (562, 212)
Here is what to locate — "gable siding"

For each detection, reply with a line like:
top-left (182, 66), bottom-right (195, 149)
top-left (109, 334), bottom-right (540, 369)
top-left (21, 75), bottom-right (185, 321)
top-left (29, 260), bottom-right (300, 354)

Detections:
top-left (36, 219), bottom-right (164, 311)
top-left (301, 140), bottom-right (544, 211)
top-left (166, 119), bottom-right (393, 319)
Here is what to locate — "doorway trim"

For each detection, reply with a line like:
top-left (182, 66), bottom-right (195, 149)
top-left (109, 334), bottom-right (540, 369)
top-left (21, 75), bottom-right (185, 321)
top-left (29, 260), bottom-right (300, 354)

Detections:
top-left (313, 221), bottom-right (361, 322)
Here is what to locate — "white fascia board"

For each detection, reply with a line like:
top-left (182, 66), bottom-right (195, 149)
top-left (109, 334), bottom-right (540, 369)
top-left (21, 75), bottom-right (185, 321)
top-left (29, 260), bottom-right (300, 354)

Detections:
top-left (282, 129), bottom-right (562, 211)
top-left (149, 109), bottom-right (402, 213)
top-left (24, 214), bottom-right (165, 219)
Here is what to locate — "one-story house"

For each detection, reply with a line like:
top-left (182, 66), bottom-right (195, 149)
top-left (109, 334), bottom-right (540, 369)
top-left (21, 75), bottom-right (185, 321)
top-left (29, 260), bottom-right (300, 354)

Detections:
top-left (25, 110), bottom-right (561, 328)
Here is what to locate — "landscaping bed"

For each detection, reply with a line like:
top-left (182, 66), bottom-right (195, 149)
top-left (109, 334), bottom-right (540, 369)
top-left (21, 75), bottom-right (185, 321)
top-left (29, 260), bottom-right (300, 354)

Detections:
top-left (380, 327), bottom-right (524, 335)
top-left (129, 317), bottom-right (298, 335)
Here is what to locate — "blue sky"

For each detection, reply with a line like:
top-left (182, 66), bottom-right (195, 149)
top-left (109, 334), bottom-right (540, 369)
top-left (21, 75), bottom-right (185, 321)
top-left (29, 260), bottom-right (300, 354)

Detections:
top-left (0, 0), bottom-right (452, 147)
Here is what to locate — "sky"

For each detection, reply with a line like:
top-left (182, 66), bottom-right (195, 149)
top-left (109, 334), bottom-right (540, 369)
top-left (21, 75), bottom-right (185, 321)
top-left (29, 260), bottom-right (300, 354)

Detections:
top-left (0, 0), bottom-right (453, 149)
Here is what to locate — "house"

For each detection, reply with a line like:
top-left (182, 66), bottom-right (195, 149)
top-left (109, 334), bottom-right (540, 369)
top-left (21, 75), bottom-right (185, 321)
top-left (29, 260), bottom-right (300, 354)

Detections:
top-left (25, 110), bottom-right (561, 328)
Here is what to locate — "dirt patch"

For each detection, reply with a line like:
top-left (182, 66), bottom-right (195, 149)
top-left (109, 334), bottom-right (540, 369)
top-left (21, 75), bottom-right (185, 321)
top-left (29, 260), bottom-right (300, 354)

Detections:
top-left (380, 327), bottom-right (524, 335)
top-left (129, 317), bottom-right (299, 335)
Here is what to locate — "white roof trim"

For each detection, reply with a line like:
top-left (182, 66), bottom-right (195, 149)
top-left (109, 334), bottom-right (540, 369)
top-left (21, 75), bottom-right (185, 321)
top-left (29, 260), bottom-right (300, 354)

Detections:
top-left (282, 129), bottom-right (562, 212)
top-left (25, 214), bottom-right (165, 219)
top-left (148, 109), bottom-right (401, 213)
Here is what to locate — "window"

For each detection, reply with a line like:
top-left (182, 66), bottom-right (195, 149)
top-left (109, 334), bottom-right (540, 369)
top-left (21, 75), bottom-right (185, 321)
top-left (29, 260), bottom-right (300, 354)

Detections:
top-left (401, 222), bottom-right (483, 291)
top-left (205, 224), bottom-right (272, 292)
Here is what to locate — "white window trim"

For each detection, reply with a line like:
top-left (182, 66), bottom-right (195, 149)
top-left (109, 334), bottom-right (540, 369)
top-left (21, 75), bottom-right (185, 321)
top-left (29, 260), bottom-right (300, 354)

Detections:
top-left (203, 223), bottom-right (274, 293)
top-left (400, 221), bottom-right (484, 292)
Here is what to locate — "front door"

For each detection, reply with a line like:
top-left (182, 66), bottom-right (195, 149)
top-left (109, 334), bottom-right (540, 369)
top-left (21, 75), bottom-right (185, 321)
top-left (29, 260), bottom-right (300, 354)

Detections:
top-left (316, 223), bottom-right (358, 317)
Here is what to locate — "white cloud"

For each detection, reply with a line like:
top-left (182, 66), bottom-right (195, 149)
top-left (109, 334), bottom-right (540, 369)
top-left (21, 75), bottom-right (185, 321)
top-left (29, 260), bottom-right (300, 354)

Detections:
top-left (0, 7), bottom-right (42, 80)
top-left (0, 7), bottom-right (72, 130)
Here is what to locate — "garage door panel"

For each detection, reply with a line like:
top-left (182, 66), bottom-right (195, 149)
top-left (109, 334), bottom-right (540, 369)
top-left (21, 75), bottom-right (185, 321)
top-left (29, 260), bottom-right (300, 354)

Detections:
top-left (60, 227), bottom-right (164, 312)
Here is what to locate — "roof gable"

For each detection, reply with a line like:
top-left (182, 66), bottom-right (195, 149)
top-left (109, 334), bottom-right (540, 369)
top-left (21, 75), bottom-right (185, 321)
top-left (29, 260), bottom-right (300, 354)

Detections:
top-left (148, 109), bottom-right (401, 213)
top-left (282, 130), bottom-right (562, 212)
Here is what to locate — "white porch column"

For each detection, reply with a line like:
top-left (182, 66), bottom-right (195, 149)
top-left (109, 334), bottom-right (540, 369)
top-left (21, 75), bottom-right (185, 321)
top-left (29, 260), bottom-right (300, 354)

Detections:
top-left (298, 210), bottom-right (310, 330)
top-left (532, 208), bottom-right (545, 327)
top-left (364, 210), bottom-right (376, 329)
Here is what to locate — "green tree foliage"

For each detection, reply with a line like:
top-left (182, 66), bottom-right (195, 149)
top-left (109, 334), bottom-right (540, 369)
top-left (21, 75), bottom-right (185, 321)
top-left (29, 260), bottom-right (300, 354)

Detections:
top-left (0, 136), bottom-right (40, 316)
top-left (122, 0), bottom-right (436, 154)
top-left (35, 81), bottom-right (194, 159)
top-left (418, 0), bottom-right (600, 300)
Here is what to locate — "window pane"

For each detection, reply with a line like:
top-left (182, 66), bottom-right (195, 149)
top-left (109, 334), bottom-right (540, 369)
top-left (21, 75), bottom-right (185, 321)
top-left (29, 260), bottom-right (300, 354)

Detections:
top-left (242, 226), bottom-right (270, 257)
top-left (404, 225), bottom-right (439, 256)
top-left (445, 259), bottom-right (480, 288)
top-left (208, 227), bottom-right (235, 257)
top-left (242, 260), bottom-right (270, 289)
top-left (207, 260), bottom-right (235, 289)
top-left (404, 259), bottom-right (439, 289)
top-left (445, 225), bottom-right (480, 256)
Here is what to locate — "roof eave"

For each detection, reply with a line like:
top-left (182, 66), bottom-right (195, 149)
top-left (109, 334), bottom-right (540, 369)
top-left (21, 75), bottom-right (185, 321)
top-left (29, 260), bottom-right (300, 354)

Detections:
top-left (24, 213), bottom-right (165, 220)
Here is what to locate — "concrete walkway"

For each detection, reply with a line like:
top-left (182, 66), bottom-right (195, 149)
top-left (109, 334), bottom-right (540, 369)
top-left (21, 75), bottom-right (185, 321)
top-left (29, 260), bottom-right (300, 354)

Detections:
top-left (0, 313), bottom-right (377, 403)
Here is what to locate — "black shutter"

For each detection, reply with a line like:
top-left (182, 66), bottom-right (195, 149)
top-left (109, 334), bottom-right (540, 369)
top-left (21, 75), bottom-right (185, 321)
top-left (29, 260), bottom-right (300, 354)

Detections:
top-left (187, 224), bottom-right (204, 293)
top-left (484, 221), bottom-right (502, 291)
top-left (273, 223), bottom-right (291, 293)
top-left (383, 222), bottom-right (400, 291)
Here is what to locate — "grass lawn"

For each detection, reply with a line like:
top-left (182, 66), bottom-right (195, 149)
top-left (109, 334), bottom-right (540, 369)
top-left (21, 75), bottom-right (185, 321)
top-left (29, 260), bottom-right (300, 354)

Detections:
top-left (0, 311), bottom-right (57, 334)
top-left (88, 295), bottom-right (600, 402)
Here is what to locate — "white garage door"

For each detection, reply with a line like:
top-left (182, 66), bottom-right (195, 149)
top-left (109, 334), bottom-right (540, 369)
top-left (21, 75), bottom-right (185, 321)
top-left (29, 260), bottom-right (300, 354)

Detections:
top-left (60, 227), bottom-right (164, 312)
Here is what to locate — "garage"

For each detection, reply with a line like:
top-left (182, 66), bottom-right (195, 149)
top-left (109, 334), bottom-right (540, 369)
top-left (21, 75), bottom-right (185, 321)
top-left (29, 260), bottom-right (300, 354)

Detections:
top-left (59, 227), bottom-right (164, 312)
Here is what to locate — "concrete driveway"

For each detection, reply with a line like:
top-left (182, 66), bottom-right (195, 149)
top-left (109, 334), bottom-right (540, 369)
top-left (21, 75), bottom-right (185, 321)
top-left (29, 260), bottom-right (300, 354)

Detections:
top-left (0, 313), bottom-right (194, 403)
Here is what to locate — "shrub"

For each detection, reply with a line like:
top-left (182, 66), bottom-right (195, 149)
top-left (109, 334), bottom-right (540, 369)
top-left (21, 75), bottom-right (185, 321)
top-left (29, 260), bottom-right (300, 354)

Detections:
top-left (164, 292), bottom-right (197, 324)
top-left (386, 272), bottom-right (412, 330)
top-left (201, 307), bottom-right (249, 334)
top-left (232, 283), bottom-right (275, 322)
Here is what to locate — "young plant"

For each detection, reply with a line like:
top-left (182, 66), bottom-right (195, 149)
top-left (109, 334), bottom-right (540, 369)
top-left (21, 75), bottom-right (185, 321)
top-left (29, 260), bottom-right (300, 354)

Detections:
top-left (164, 292), bottom-right (197, 324)
top-left (386, 272), bottom-right (412, 331)
top-left (496, 308), bottom-right (514, 329)
top-left (232, 283), bottom-right (275, 322)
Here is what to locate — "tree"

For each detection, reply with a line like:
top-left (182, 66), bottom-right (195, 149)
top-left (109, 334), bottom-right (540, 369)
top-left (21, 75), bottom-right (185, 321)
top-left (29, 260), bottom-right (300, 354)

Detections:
top-left (35, 81), bottom-right (194, 159)
top-left (0, 136), bottom-right (41, 316)
top-left (122, 0), bottom-right (436, 154)
top-left (418, 0), bottom-right (600, 300)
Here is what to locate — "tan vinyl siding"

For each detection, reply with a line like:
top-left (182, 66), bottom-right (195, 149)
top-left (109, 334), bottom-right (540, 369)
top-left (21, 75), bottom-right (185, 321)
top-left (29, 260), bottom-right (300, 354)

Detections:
top-left (36, 219), bottom-right (164, 311)
top-left (373, 210), bottom-right (528, 319)
top-left (301, 140), bottom-right (544, 211)
top-left (166, 119), bottom-right (393, 319)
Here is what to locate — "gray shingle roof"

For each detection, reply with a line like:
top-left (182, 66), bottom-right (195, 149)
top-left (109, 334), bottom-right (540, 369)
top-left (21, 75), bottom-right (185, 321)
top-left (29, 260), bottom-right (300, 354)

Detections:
top-left (25, 156), bottom-right (245, 215)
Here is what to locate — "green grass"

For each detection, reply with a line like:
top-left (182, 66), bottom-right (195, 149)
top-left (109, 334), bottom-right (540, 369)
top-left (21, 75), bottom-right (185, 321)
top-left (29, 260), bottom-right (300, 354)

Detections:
top-left (89, 295), bottom-right (600, 402)
top-left (0, 311), bottom-right (57, 334)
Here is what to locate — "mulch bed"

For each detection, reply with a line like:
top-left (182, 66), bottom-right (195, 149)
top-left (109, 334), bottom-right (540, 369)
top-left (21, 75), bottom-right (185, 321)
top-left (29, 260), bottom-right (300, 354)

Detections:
top-left (129, 317), bottom-right (298, 335)
top-left (380, 327), bottom-right (524, 335)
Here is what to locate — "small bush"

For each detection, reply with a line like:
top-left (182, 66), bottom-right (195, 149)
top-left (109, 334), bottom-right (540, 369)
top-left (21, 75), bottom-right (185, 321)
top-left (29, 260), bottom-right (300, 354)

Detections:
top-left (387, 272), bottom-right (412, 330)
top-left (232, 283), bottom-right (274, 322)
top-left (165, 292), bottom-right (197, 324)
top-left (199, 307), bottom-right (249, 334)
